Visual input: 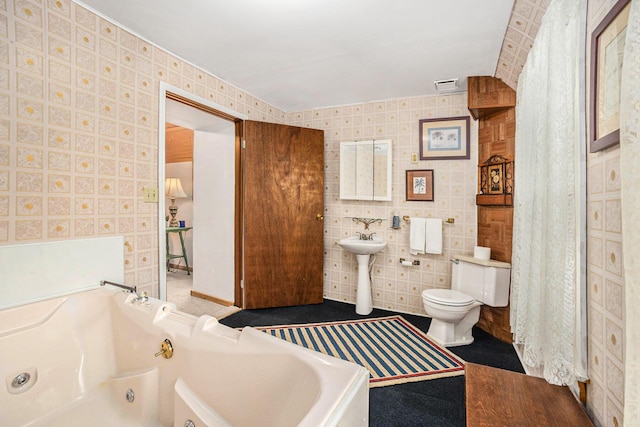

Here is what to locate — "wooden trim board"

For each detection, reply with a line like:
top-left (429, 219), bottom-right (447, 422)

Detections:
top-left (190, 290), bottom-right (234, 307)
top-left (465, 363), bottom-right (593, 426)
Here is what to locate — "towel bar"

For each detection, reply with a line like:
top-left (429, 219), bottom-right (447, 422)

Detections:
top-left (402, 216), bottom-right (454, 224)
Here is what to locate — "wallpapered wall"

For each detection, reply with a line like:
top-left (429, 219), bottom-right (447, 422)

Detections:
top-left (585, 1), bottom-right (626, 425)
top-left (1, 0), bottom-right (477, 315)
top-left (288, 95), bottom-right (478, 315)
top-left (0, 0), bottom-right (285, 288)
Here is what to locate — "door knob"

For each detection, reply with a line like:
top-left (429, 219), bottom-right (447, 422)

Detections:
top-left (316, 214), bottom-right (324, 221)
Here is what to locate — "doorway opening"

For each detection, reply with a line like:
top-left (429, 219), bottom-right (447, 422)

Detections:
top-left (158, 83), bottom-right (245, 313)
top-left (159, 83), bottom-right (325, 312)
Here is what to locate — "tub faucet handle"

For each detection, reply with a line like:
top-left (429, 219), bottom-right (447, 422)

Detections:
top-left (132, 291), bottom-right (148, 303)
top-left (155, 339), bottom-right (173, 359)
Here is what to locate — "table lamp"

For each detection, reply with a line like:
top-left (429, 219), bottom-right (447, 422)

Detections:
top-left (165, 178), bottom-right (187, 227)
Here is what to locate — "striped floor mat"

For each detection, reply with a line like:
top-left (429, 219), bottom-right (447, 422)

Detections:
top-left (256, 315), bottom-right (465, 387)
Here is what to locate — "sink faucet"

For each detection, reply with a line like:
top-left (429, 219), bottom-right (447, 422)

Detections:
top-left (357, 232), bottom-right (376, 240)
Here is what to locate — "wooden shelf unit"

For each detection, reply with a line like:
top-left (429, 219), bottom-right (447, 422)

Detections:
top-left (468, 76), bottom-right (517, 343)
top-left (468, 76), bottom-right (516, 120)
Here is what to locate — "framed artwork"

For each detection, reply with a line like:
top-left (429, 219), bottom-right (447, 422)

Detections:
top-left (488, 164), bottom-right (504, 194)
top-left (419, 116), bottom-right (470, 160)
top-left (406, 169), bottom-right (434, 201)
top-left (590, 0), bottom-right (631, 152)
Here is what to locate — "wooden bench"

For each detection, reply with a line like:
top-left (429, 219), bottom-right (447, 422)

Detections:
top-left (465, 362), bottom-right (594, 426)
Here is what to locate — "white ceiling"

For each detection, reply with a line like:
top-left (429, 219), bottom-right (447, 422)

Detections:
top-left (76, 0), bottom-right (516, 112)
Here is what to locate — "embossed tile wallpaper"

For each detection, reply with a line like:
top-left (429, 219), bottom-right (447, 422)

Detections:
top-left (0, 0), bottom-right (286, 289)
top-left (585, 1), bottom-right (626, 426)
top-left (495, 0), bottom-right (551, 89)
top-left (288, 94), bottom-right (478, 315)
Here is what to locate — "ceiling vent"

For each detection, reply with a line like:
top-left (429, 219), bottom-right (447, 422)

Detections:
top-left (434, 78), bottom-right (459, 92)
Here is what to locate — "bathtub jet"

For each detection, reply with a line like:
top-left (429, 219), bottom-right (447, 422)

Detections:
top-left (0, 287), bottom-right (369, 426)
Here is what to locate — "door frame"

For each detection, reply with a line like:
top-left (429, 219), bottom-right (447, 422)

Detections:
top-left (157, 83), bottom-right (246, 304)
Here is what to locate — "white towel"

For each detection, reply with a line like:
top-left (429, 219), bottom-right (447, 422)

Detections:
top-left (425, 218), bottom-right (443, 254)
top-left (410, 218), bottom-right (426, 255)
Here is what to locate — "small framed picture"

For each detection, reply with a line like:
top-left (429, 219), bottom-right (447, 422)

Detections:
top-left (488, 164), bottom-right (504, 194)
top-left (406, 169), bottom-right (434, 201)
top-left (590, 0), bottom-right (631, 152)
top-left (419, 116), bottom-right (470, 160)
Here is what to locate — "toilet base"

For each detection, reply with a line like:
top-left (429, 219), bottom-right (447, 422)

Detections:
top-left (426, 305), bottom-right (481, 347)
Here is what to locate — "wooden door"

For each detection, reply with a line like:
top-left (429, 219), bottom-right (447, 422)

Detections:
top-left (243, 121), bottom-right (324, 309)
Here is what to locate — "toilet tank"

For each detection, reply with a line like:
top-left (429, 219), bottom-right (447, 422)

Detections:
top-left (451, 255), bottom-right (511, 307)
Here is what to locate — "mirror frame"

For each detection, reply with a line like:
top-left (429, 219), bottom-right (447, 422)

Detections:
top-left (339, 139), bottom-right (392, 201)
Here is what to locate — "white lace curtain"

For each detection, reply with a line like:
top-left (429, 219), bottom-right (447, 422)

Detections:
top-left (620, 0), bottom-right (640, 421)
top-left (510, 0), bottom-right (585, 386)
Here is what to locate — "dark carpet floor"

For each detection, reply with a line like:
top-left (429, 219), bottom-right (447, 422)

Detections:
top-left (220, 299), bottom-right (524, 427)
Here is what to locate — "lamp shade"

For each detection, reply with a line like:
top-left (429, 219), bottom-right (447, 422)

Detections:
top-left (165, 178), bottom-right (187, 199)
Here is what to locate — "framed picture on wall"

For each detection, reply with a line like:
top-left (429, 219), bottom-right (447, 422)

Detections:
top-left (406, 169), bottom-right (434, 201)
top-left (419, 116), bottom-right (470, 160)
top-left (488, 164), bottom-right (504, 194)
top-left (590, 0), bottom-right (631, 153)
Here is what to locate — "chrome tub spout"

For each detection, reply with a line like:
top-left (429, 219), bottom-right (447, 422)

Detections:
top-left (100, 280), bottom-right (137, 294)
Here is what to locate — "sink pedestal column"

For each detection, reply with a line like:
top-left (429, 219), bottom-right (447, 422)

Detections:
top-left (355, 254), bottom-right (373, 315)
top-left (338, 236), bottom-right (386, 316)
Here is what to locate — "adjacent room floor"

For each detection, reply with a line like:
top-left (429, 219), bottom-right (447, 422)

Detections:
top-left (165, 270), bottom-right (240, 319)
top-left (219, 300), bottom-right (525, 427)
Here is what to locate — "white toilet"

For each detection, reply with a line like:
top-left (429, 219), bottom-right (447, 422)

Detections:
top-left (422, 255), bottom-right (511, 347)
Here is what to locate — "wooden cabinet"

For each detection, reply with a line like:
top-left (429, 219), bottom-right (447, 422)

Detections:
top-left (468, 76), bottom-right (516, 343)
top-left (471, 78), bottom-right (516, 208)
top-left (468, 76), bottom-right (516, 120)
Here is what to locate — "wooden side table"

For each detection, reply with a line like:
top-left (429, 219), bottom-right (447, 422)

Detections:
top-left (166, 226), bottom-right (192, 275)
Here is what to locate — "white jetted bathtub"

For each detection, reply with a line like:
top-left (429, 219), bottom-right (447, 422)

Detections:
top-left (0, 287), bottom-right (369, 426)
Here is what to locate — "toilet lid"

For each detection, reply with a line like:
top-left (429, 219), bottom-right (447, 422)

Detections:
top-left (422, 289), bottom-right (474, 306)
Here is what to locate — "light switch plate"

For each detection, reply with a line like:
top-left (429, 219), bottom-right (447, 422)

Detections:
top-left (143, 187), bottom-right (158, 203)
top-left (411, 152), bottom-right (418, 164)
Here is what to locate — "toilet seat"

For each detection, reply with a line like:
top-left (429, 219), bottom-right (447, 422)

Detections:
top-left (422, 289), bottom-right (474, 307)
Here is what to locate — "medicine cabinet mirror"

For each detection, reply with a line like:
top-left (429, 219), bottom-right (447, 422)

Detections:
top-left (340, 139), bottom-right (392, 201)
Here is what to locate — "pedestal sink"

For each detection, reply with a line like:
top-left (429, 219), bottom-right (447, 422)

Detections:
top-left (339, 236), bottom-right (387, 315)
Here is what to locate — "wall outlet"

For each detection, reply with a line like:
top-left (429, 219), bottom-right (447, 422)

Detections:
top-left (143, 187), bottom-right (158, 203)
top-left (411, 152), bottom-right (418, 164)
